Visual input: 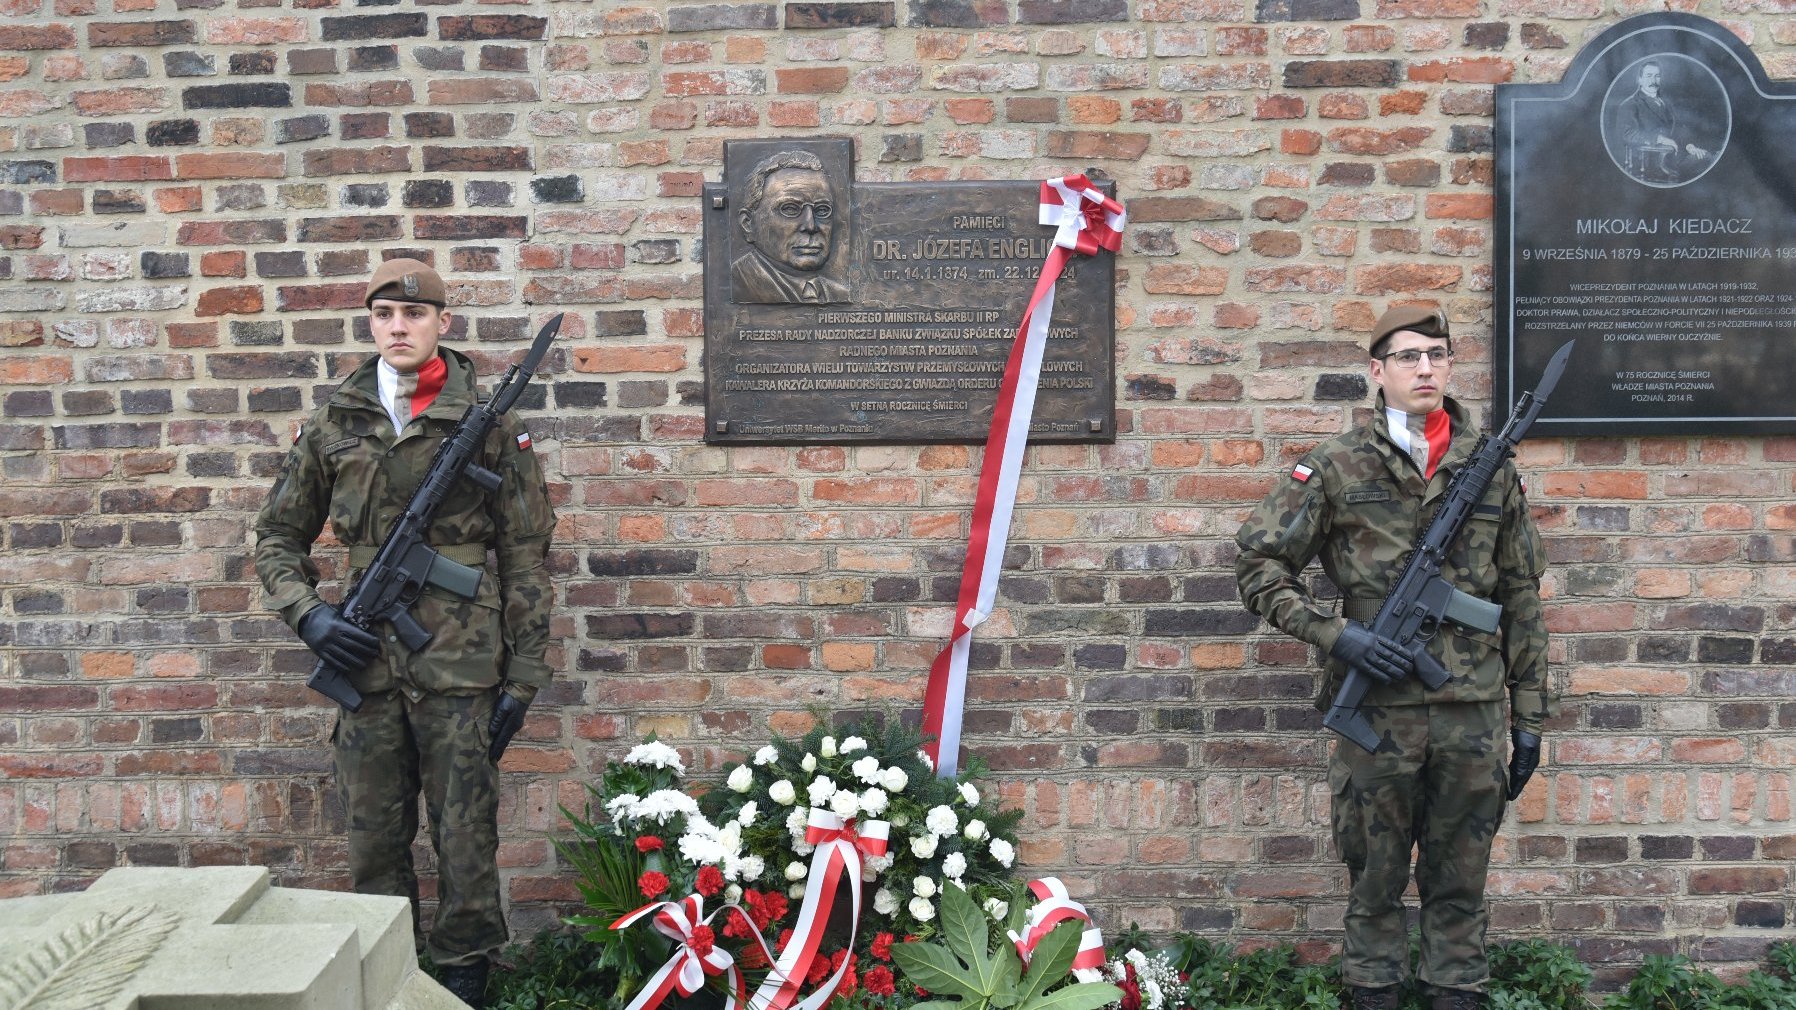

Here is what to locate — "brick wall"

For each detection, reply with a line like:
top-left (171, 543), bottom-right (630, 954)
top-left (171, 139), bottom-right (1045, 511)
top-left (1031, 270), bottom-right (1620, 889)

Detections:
top-left (2, 0), bottom-right (1793, 981)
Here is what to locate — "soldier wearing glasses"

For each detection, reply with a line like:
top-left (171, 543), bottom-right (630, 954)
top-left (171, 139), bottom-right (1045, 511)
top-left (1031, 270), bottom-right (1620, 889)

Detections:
top-left (1234, 307), bottom-right (1550, 1010)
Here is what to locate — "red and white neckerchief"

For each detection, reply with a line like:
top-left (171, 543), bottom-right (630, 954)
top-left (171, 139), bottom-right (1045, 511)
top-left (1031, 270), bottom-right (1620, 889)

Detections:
top-left (920, 175), bottom-right (1124, 778)
top-left (1385, 406), bottom-right (1451, 480)
top-left (376, 354), bottom-right (447, 437)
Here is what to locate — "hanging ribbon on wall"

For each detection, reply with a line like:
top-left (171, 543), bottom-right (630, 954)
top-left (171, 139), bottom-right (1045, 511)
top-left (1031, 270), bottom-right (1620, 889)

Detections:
top-left (920, 175), bottom-right (1127, 778)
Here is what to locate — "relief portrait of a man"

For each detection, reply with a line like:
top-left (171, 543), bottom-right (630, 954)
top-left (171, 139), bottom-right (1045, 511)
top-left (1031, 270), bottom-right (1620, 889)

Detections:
top-left (730, 151), bottom-right (852, 305)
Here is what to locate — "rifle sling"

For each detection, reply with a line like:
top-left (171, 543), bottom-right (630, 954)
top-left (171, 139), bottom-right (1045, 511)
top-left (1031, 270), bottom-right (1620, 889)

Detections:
top-left (348, 542), bottom-right (489, 569)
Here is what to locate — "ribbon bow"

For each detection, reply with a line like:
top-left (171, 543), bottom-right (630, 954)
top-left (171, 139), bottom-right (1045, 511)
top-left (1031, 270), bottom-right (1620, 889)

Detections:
top-left (805, 810), bottom-right (890, 858)
top-left (614, 894), bottom-right (758, 1010)
top-left (748, 809), bottom-right (890, 1010)
top-left (1007, 877), bottom-right (1107, 981)
top-left (1039, 175), bottom-right (1126, 257)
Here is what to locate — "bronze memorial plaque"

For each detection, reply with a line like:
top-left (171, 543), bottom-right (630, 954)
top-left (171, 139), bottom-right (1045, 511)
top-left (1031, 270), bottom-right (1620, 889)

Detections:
top-left (704, 138), bottom-right (1116, 445)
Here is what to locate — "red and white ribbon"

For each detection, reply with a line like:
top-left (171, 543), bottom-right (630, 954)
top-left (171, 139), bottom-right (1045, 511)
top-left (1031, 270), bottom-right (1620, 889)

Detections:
top-left (749, 809), bottom-right (889, 1010)
top-left (1007, 877), bottom-right (1107, 981)
top-left (921, 175), bottom-right (1126, 777)
top-left (613, 894), bottom-right (764, 1010)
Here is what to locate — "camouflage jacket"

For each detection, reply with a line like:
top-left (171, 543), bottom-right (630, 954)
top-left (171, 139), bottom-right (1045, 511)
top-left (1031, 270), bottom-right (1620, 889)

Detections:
top-left (254, 348), bottom-right (557, 702)
top-left (1235, 394), bottom-right (1550, 733)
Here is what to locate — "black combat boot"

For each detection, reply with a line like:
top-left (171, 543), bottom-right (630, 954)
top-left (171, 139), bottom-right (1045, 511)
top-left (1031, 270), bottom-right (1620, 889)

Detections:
top-left (1428, 988), bottom-right (1486, 1010)
top-left (1345, 985), bottom-right (1401, 1010)
top-left (438, 960), bottom-right (490, 1008)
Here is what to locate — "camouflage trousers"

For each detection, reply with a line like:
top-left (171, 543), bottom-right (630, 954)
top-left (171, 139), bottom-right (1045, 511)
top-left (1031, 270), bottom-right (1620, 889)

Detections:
top-left (1328, 700), bottom-right (1508, 991)
top-left (335, 688), bottom-right (505, 966)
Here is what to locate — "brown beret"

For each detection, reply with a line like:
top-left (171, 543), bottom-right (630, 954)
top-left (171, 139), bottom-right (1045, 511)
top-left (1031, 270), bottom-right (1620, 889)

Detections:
top-left (364, 258), bottom-right (445, 308)
top-left (1369, 305), bottom-right (1449, 354)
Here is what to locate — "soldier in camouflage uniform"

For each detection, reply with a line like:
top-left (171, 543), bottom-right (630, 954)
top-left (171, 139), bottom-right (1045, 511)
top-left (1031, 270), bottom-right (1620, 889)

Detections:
top-left (255, 259), bottom-right (557, 1008)
top-left (1234, 307), bottom-right (1548, 1010)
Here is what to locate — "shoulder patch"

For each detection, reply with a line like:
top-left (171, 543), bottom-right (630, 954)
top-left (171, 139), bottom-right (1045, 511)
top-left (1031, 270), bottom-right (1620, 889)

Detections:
top-left (1292, 463), bottom-right (1313, 483)
top-left (516, 431), bottom-right (533, 451)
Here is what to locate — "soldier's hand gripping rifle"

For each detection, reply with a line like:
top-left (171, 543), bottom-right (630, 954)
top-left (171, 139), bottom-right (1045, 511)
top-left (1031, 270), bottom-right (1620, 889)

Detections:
top-left (1322, 340), bottom-right (1574, 753)
top-left (307, 313), bottom-right (564, 712)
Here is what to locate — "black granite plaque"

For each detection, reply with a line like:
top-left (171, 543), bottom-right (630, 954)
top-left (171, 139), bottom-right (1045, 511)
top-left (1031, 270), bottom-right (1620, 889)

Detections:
top-left (1495, 13), bottom-right (1796, 435)
top-left (704, 138), bottom-right (1116, 444)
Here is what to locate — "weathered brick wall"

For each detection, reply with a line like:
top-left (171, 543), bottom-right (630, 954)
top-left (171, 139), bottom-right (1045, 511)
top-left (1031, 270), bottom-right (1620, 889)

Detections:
top-left (2, 0), bottom-right (1793, 981)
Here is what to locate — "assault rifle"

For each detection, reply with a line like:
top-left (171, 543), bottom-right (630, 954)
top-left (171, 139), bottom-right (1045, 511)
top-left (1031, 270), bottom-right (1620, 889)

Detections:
top-left (307, 313), bottom-right (564, 712)
top-left (1322, 340), bottom-right (1574, 753)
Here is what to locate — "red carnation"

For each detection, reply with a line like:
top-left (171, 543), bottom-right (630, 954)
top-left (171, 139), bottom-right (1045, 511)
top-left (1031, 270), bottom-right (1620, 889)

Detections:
top-left (775, 928), bottom-right (795, 954)
top-left (864, 966), bottom-right (896, 998)
top-left (806, 949), bottom-right (834, 985)
top-left (754, 890), bottom-right (789, 928)
top-left (722, 908), bottom-right (753, 939)
top-left (636, 836), bottom-right (665, 853)
top-left (740, 943), bottom-right (769, 970)
top-left (696, 865), bottom-right (725, 897)
top-left (870, 932), bottom-right (895, 962)
top-left (638, 870), bottom-right (670, 900)
top-left (831, 950), bottom-right (858, 998)
top-left (688, 924), bottom-right (716, 959)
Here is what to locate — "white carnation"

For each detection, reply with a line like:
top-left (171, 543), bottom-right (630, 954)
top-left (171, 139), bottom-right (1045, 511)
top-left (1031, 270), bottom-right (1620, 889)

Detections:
top-left (638, 789), bottom-right (700, 825)
top-left (851, 755), bottom-right (882, 785)
top-left (942, 852), bottom-right (968, 879)
top-left (925, 805), bottom-right (958, 837)
top-left (858, 788), bottom-right (889, 817)
top-left (830, 789), bottom-right (860, 818)
top-left (801, 753), bottom-right (817, 773)
top-left (984, 898), bottom-right (1009, 919)
top-left (788, 882), bottom-right (806, 900)
top-left (874, 888), bottom-right (898, 915)
top-left (912, 876), bottom-right (937, 898)
top-left (754, 745), bottom-right (779, 766)
top-left (909, 834), bottom-right (938, 859)
top-left (625, 742), bottom-right (685, 774)
top-left (908, 896), bottom-right (935, 922)
top-left (881, 767), bottom-right (909, 793)
top-left (988, 837), bottom-right (1015, 868)
top-left (737, 855), bottom-right (765, 880)
top-left (727, 765), bottom-right (754, 793)
top-left (785, 860), bottom-right (807, 881)
top-left (807, 775), bottom-right (838, 806)
top-left (959, 783), bottom-right (979, 806)
top-left (964, 819), bottom-right (988, 841)
top-left (841, 735), bottom-right (867, 754)
top-left (736, 801), bottom-right (759, 827)
top-left (726, 883), bottom-right (743, 902)
top-left (786, 807), bottom-right (809, 836)
top-left (769, 780), bottom-right (797, 805)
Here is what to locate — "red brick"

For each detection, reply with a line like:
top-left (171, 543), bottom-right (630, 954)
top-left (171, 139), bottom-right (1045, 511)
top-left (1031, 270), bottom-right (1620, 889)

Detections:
top-left (195, 286), bottom-right (264, 316)
top-left (63, 156), bottom-right (174, 183)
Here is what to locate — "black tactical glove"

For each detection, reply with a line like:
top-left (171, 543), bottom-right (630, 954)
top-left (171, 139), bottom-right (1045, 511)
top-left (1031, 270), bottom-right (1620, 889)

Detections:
top-left (297, 604), bottom-right (380, 673)
top-left (1330, 621), bottom-right (1413, 685)
top-left (488, 692), bottom-right (529, 763)
top-left (1507, 730), bottom-right (1542, 801)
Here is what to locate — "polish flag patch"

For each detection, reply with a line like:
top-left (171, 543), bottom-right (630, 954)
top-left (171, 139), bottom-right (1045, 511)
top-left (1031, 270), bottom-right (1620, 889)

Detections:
top-left (1292, 463), bottom-right (1313, 483)
top-left (516, 432), bottom-right (533, 451)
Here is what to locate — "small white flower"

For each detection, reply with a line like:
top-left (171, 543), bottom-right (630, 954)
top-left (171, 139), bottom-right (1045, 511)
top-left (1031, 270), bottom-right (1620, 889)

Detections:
top-left (909, 834), bottom-right (938, 859)
top-left (925, 805), bottom-right (958, 838)
top-left (726, 884), bottom-right (743, 902)
top-left (942, 852), bottom-right (967, 879)
top-left (841, 735), bottom-right (867, 754)
top-left (851, 755), bottom-right (882, 785)
top-left (769, 780), bottom-right (797, 806)
top-left (959, 783), bottom-right (980, 806)
top-left (881, 767), bottom-right (909, 793)
top-left (736, 801), bottom-right (759, 827)
top-left (801, 753), bottom-right (817, 773)
top-left (789, 882), bottom-right (807, 900)
top-left (785, 860), bottom-right (808, 881)
top-left (858, 787), bottom-right (889, 817)
top-left (874, 888), bottom-right (898, 915)
top-left (727, 765), bottom-right (754, 793)
top-left (807, 775), bottom-right (838, 806)
top-left (625, 741), bottom-right (686, 774)
top-left (988, 837), bottom-right (1015, 868)
top-left (984, 898), bottom-right (1009, 920)
top-left (820, 736), bottom-right (837, 758)
top-left (738, 855), bottom-right (765, 880)
top-left (754, 745), bottom-right (779, 766)
top-left (908, 895), bottom-right (935, 922)
top-left (964, 819), bottom-right (988, 842)
top-left (912, 876), bottom-right (937, 898)
top-left (830, 789), bottom-right (860, 818)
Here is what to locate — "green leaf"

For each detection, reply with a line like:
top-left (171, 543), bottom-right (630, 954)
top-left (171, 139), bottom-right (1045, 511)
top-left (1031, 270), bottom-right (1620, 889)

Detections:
top-left (941, 884), bottom-right (996, 994)
top-left (893, 942), bottom-right (984, 1001)
top-left (1018, 981), bottom-right (1125, 1010)
top-left (1016, 920), bottom-right (1085, 1006)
